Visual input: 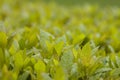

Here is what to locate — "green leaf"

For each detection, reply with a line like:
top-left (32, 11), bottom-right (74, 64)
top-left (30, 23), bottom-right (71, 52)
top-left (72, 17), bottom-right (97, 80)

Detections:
top-left (18, 71), bottom-right (30, 80)
top-left (81, 42), bottom-right (91, 56)
top-left (34, 60), bottom-right (46, 74)
top-left (60, 49), bottom-right (74, 71)
top-left (1, 65), bottom-right (17, 80)
top-left (0, 48), bottom-right (4, 68)
top-left (72, 48), bottom-right (78, 59)
top-left (110, 68), bottom-right (120, 78)
top-left (55, 35), bottom-right (66, 44)
top-left (91, 46), bottom-right (99, 56)
top-left (53, 59), bottom-right (59, 66)
top-left (0, 32), bottom-right (7, 48)
top-left (27, 33), bottom-right (38, 48)
top-left (39, 30), bottom-right (54, 53)
top-left (54, 66), bottom-right (66, 80)
top-left (73, 34), bottom-right (85, 44)
top-left (14, 51), bottom-right (24, 71)
top-left (41, 73), bottom-right (52, 80)
top-left (95, 68), bottom-right (112, 74)
top-left (9, 40), bottom-right (19, 55)
top-left (54, 41), bottom-right (64, 56)
top-left (46, 41), bottom-right (53, 52)
top-left (19, 38), bottom-right (26, 50)
top-left (23, 57), bottom-right (31, 68)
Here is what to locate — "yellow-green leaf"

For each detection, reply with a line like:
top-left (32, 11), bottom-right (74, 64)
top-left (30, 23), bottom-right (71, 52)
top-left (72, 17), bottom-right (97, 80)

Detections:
top-left (0, 32), bottom-right (7, 48)
top-left (34, 60), bottom-right (46, 73)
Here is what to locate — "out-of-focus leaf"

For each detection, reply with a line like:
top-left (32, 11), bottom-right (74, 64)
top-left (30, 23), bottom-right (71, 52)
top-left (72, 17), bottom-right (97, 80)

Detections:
top-left (53, 59), bottom-right (59, 66)
top-left (73, 34), bottom-right (85, 44)
top-left (110, 68), bottom-right (120, 78)
top-left (60, 49), bottom-right (74, 71)
top-left (2, 65), bottom-right (17, 80)
top-left (0, 48), bottom-right (4, 68)
top-left (41, 73), bottom-right (52, 80)
top-left (54, 66), bottom-right (66, 80)
top-left (95, 68), bottom-right (112, 74)
top-left (55, 35), bottom-right (66, 44)
top-left (72, 48), bottom-right (78, 59)
top-left (14, 51), bottom-right (24, 71)
top-left (23, 57), bottom-right (31, 68)
top-left (54, 41), bottom-right (64, 56)
top-left (0, 32), bottom-right (7, 48)
top-left (27, 33), bottom-right (38, 48)
top-left (81, 42), bottom-right (91, 56)
top-left (34, 60), bottom-right (46, 74)
top-left (18, 71), bottom-right (30, 80)
top-left (9, 40), bottom-right (19, 55)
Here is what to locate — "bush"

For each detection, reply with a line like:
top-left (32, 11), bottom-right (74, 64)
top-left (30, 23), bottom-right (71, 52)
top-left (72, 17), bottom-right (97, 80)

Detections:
top-left (0, 1), bottom-right (120, 80)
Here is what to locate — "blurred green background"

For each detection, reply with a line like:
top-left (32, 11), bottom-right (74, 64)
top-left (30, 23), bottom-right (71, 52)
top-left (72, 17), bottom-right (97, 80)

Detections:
top-left (1, 0), bottom-right (120, 7)
top-left (42, 0), bottom-right (120, 7)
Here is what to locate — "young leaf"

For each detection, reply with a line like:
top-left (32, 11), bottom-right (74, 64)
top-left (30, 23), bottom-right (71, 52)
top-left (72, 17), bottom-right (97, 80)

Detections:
top-left (81, 42), bottom-right (91, 56)
top-left (73, 34), bottom-right (85, 44)
top-left (34, 60), bottom-right (46, 74)
top-left (14, 51), bottom-right (24, 71)
top-left (54, 66), bottom-right (66, 80)
top-left (0, 32), bottom-right (7, 48)
top-left (54, 41), bottom-right (64, 56)
top-left (0, 48), bottom-right (4, 68)
top-left (60, 49), bottom-right (74, 72)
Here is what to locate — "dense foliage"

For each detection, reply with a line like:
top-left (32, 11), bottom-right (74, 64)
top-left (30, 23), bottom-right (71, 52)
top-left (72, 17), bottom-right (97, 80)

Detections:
top-left (0, 1), bottom-right (120, 80)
